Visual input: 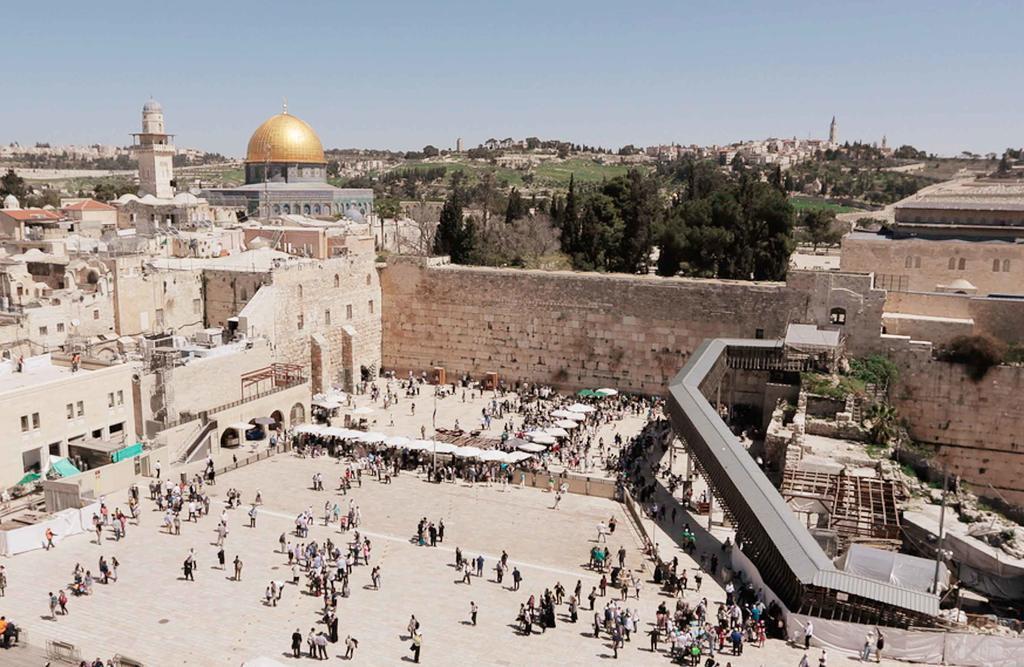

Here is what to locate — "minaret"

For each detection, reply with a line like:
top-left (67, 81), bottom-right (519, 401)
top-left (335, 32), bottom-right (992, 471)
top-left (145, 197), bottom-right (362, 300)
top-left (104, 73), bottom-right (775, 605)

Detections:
top-left (132, 99), bottom-right (175, 199)
top-left (828, 115), bottom-right (838, 145)
top-left (881, 134), bottom-right (888, 150)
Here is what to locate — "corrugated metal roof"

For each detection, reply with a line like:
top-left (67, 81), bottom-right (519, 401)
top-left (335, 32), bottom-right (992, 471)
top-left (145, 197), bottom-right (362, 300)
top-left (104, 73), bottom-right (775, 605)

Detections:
top-left (667, 338), bottom-right (939, 617)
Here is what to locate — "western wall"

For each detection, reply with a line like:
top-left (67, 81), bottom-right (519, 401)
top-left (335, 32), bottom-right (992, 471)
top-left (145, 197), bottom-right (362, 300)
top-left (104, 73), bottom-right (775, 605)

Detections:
top-left (379, 256), bottom-right (1024, 508)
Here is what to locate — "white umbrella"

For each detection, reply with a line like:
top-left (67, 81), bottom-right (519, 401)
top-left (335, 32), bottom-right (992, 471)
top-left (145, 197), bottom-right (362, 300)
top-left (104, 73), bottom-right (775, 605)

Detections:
top-left (453, 446), bottom-right (484, 458)
top-left (555, 419), bottom-right (579, 429)
top-left (478, 450), bottom-right (508, 463)
top-left (525, 430), bottom-right (549, 440)
top-left (516, 442), bottom-right (547, 453)
top-left (351, 406), bottom-right (374, 416)
top-left (545, 427), bottom-right (569, 438)
top-left (425, 441), bottom-right (459, 454)
top-left (384, 435), bottom-right (411, 448)
top-left (568, 403), bottom-right (595, 414)
top-left (356, 432), bottom-right (386, 444)
top-left (596, 388), bottom-right (618, 397)
top-left (550, 409), bottom-right (575, 419)
top-left (529, 433), bottom-right (557, 445)
top-left (507, 451), bottom-right (535, 462)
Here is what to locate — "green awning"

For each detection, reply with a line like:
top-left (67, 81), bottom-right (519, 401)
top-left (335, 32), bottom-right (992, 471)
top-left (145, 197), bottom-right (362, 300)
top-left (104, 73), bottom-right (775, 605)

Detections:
top-left (576, 389), bottom-right (599, 397)
top-left (111, 443), bottom-right (144, 463)
top-left (50, 458), bottom-right (81, 478)
top-left (17, 472), bottom-right (41, 486)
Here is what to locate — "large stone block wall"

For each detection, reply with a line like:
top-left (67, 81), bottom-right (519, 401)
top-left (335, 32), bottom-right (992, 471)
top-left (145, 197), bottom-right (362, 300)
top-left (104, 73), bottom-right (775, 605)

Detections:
top-left (889, 347), bottom-right (1024, 507)
top-left (841, 233), bottom-right (1024, 296)
top-left (880, 291), bottom-right (1024, 346)
top-left (379, 258), bottom-right (863, 394)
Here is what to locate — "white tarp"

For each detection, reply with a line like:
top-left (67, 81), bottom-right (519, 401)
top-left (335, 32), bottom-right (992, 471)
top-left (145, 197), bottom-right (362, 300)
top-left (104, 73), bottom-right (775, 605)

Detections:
top-left (0, 501), bottom-right (100, 557)
top-left (786, 613), bottom-right (945, 664)
top-left (944, 632), bottom-right (1024, 667)
top-left (838, 543), bottom-right (949, 593)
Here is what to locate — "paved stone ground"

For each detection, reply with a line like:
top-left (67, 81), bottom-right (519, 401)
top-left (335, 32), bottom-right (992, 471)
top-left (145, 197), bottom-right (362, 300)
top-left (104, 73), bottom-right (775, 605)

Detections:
top-left (0, 389), bottom-right (939, 666)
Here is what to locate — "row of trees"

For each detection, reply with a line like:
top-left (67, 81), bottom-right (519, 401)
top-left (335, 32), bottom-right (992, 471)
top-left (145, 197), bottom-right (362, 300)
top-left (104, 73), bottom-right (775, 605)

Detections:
top-left (433, 159), bottom-right (800, 280)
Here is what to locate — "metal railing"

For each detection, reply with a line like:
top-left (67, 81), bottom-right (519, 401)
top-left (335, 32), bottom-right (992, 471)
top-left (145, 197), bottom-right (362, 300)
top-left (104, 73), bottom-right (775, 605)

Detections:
top-left (163, 379), bottom-right (306, 430)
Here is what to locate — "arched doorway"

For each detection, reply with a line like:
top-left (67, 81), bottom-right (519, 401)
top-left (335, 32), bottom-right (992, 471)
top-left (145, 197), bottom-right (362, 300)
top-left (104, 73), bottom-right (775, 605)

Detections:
top-left (290, 402), bottom-right (306, 425)
top-left (220, 427), bottom-right (241, 448)
top-left (271, 409), bottom-right (284, 429)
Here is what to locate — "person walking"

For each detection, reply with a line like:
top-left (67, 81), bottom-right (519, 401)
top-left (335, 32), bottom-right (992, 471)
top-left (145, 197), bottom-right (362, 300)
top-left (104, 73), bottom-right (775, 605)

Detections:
top-left (248, 505), bottom-right (257, 528)
top-left (875, 631), bottom-right (885, 663)
top-left (470, 601), bottom-right (478, 626)
top-left (344, 635), bottom-right (358, 659)
top-left (233, 555), bottom-right (243, 581)
top-left (48, 591), bottom-right (58, 619)
top-left (182, 552), bottom-right (195, 582)
top-left (411, 629), bottom-right (422, 663)
top-left (512, 567), bottom-right (522, 591)
top-left (804, 620), bottom-right (814, 649)
top-left (291, 629), bottom-right (302, 658)
top-left (217, 547), bottom-right (225, 569)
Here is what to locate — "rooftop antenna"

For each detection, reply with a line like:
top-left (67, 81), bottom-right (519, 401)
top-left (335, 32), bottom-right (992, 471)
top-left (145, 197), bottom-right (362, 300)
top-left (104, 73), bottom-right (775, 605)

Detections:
top-left (282, 97), bottom-right (288, 115)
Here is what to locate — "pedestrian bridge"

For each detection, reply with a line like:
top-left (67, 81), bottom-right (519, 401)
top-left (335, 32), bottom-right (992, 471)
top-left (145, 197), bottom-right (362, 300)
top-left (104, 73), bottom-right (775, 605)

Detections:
top-left (665, 338), bottom-right (939, 627)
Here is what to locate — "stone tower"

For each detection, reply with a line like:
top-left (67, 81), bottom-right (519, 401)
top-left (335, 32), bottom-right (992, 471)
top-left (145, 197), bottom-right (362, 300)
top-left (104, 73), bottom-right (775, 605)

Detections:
top-left (828, 115), bottom-right (838, 145)
top-left (132, 99), bottom-right (175, 199)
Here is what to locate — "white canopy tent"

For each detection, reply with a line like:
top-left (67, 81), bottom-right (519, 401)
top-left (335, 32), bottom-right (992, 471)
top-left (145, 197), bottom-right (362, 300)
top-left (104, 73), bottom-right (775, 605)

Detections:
top-left (453, 446), bottom-right (485, 459)
top-left (545, 427), bottom-right (570, 438)
top-left (529, 433), bottom-right (557, 445)
top-left (516, 442), bottom-right (547, 453)
top-left (554, 419), bottom-right (579, 429)
top-left (567, 403), bottom-right (596, 414)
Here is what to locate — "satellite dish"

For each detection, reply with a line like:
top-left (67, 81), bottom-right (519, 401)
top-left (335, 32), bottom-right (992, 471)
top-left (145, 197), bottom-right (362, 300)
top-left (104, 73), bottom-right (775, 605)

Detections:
top-left (71, 319), bottom-right (81, 327)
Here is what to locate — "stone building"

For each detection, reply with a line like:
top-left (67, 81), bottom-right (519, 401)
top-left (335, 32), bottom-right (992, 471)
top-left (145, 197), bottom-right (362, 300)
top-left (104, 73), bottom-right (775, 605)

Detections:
top-left (0, 353), bottom-right (135, 488)
top-left (202, 104), bottom-right (374, 220)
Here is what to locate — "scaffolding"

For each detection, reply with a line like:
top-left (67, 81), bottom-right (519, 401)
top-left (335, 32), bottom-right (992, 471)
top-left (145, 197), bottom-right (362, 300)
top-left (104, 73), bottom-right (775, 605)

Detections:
top-left (781, 468), bottom-right (904, 551)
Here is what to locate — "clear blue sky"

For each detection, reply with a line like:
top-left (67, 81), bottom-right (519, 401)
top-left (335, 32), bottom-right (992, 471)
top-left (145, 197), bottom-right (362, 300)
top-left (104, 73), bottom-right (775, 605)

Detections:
top-left (4, 0), bottom-right (1021, 156)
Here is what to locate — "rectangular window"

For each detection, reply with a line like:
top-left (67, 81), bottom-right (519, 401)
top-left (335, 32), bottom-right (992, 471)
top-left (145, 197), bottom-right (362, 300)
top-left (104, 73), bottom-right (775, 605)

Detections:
top-left (108, 392), bottom-right (115, 408)
top-left (117, 390), bottom-right (124, 405)
top-left (93, 309), bottom-right (100, 320)
top-left (297, 314), bottom-right (304, 330)
top-left (57, 322), bottom-right (65, 333)
top-left (368, 300), bottom-right (374, 314)
top-left (32, 413), bottom-right (40, 429)
top-left (755, 328), bottom-right (764, 339)
top-left (39, 326), bottom-right (48, 336)
top-left (76, 401), bottom-right (84, 417)
top-left (325, 309), bottom-right (331, 325)
top-left (193, 298), bottom-right (201, 314)
top-left (346, 304), bottom-right (353, 320)
top-left (67, 403), bottom-right (75, 419)
top-left (20, 415), bottom-right (29, 432)
top-left (155, 308), bottom-right (164, 328)
top-left (109, 422), bottom-right (124, 434)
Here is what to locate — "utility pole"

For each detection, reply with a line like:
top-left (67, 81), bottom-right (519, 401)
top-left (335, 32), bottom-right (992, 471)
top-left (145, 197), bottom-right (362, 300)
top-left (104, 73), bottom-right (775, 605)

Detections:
top-left (933, 464), bottom-right (949, 594)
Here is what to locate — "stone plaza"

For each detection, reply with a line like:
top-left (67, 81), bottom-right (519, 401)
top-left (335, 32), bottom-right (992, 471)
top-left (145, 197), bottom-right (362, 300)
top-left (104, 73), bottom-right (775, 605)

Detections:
top-left (0, 390), bottom-right (936, 666)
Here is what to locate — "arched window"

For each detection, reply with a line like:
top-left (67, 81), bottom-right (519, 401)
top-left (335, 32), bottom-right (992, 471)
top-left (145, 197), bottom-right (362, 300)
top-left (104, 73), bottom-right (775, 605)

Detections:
top-left (272, 204), bottom-right (281, 215)
top-left (1003, 259), bottom-right (1011, 272)
top-left (313, 204), bottom-right (321, 215)
top-left (365, 274), bottom-right (371, 285)
top-left (334, 274), bottom-right (340, 288)
top-left (303, 204), bottom-right (311, 215)
top-left (829, 307), bottom-right (847, 325)
top-left (994, 259), bottom-right (1001, 272)
top-left (298, 285), bottom-right (303, 299)
top-left (948, 257), bottom-right (956, 270)
top-left (914, 256), bottom-right (921, 268)
top-left (905, 256), bottom-right (913, 268)
top-left (958, 258), bottom-right (966, 270)
top-left (282, 204), bottom-right (291, 214)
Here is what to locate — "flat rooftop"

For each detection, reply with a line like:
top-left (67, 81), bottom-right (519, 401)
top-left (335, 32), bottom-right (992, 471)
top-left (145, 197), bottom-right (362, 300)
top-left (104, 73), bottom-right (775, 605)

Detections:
top-left (0, 356), bottom-right (83, 395)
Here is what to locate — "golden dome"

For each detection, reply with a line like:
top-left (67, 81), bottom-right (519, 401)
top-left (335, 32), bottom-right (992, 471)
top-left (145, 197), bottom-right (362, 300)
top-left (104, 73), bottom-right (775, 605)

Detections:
top-left (245, 112), bottom-right (326, 164)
